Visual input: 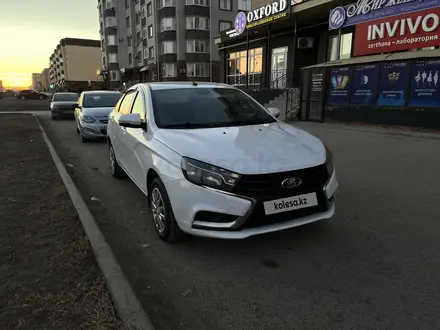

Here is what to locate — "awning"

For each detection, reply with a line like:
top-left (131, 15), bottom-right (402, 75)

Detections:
top-left (302, 49), bottom-right (440, 69)
top-left (140, 66), bottom-right (148, 72)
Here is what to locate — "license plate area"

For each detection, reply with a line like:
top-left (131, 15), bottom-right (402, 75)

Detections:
top-left (263, 192), bottom-right (318, 215)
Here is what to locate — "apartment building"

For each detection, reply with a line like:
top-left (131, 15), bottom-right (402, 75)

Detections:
top-left (31, 73), bottom-right (41, 90)
top-left (38, 68), bottom-right (50, 91)
top-left (49, 38), bottom-right (102, 91)
top-left (98, 0), bottom-right (252, 88)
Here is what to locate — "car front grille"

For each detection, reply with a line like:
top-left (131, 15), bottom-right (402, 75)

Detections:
top-left (232, 164), bottom-right (331, 229)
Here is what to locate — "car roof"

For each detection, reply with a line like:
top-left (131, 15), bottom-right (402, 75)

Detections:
top-left (54, 92), bottom-right (77, 95)
top-left (141, 82), bottom-right (232, 91)
top-left (82, 90), bottom-right (121, 94)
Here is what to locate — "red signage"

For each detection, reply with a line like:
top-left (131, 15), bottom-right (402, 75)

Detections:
top-left (354, 6), bottom-right (440, 56)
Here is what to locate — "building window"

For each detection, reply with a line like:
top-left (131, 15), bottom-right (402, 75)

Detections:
top-left (110, 70), bottom-right (119, 81)
top-left (141, 7), bottom-right (146, 18)
top-left (147, 2), bottom-right (152, 15)
top-left (142, 28), bottom-right (147, 39)
top-left (187, 63), bottom-right (209, 77)
top-left (106, 0), bottom-right (115, 9)
top-left (126, 16), bottom-right (131, 28)
top-left (161, 41), bottom-right (176, 54)
top-left (107, 35), bottom-right (116, 46)
top-left (125, 0), bottom-right (129, 8)
top-left (186, 17), bottom-right (209, 30)
top-left (149, 46), bottom-right (154, 59)
top-left (148, 25), bottom-right (153, 37)
top-left (186, 40), bottom-right (208, 53)
top-left (162, 63), bottom-right (176, 77)
top-left (159, 0), bottom-right (175, 8)
top-left (238, 0), bottom-right (251, 11)
top-left (219, 0), bottom-right (232, 10)
top-left (328, 33), bottom-right (353, 61)
top-left (186, 0), bottom-right (209, 5)
top-left (137, 51), bottom-right (142, 63)
top-left (136, 31), bottom-right (141, 44)
top-left (128, 35), bottom-right (132, 46)
top-left (219, 21), bottom-right (232, 32)
top-left (160, 17), bottom-right (176, 31)
top-left (129, 53), bottom-right (133, 65)
top-left (227, 48), bottom-right (262, 86)
top-left (144, 48), bottom-right (148, 59)
top-left (136, 12), bottom-right (141, 25)
top-left (105, 17), bottom-right (117, 28)
top-left (108, 53), bottom-right (117, 63)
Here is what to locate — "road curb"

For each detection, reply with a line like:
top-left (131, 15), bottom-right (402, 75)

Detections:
top-left (34, 114), bottom-right (155, 330)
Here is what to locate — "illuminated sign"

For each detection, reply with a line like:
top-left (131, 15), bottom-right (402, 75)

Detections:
top-left (246, 0), bottom-right (290, 29)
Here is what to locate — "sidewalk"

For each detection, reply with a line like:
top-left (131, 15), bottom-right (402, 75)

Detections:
top-left (0, 114), bottom-right (123, 329)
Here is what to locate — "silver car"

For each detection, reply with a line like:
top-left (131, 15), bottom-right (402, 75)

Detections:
top-left (74, 90), bottom-right (122, 142)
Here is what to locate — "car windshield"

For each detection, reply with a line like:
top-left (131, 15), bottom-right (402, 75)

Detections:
top-left (83, 93), bottom-right (121, 108)
top-left (151, 87), bottom-right (277, 129)
top-left (53, 94), bottom-right (78, 102)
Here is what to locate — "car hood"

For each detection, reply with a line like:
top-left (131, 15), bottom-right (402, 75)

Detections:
top-left (83, 107), bottom-right (114, 118)
top-left (154, 122), bottom-right (326, 174)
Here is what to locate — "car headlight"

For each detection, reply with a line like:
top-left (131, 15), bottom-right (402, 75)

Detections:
top-left (324, 144), bottom-right (334, 175)
top-left (81, 115), bottom-right (96, 123)
top-left (181, 157), bottom-right (240, 192)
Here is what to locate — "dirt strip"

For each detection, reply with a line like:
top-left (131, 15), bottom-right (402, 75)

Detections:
top-left (0, 114), bottom-right (124, 330)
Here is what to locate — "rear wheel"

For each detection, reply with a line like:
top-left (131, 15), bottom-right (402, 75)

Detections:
top-left (149, 177), bottom-right (185, 242)
top-left (109, 144), bottom-right (125, 179)
top-left (20, 96), bottom-right (25, 100)
top-left (38, 95), bottom-right (44, 100)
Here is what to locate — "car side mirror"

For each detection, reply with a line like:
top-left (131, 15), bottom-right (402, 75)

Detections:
top-left (118, 113), bottom-right (144, 128)
top-left (267, 107), bottom-right (280, 118)
top-left (72, 103), bottom-right (79, 109)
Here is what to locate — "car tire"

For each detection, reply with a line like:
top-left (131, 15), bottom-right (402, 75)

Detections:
top-left (20, 96), bottom-right (25, 100)
top-left (79, 130), bottom-right (89, 143)
top-left (149, 176), bottom-right (185, 242)
top-left (109, 144), bottom-right (126, 179)
top-left (76, 125), bottom-right (80, 133)
top-left (51, 114), bottom-right (57, 120)
top-left (39, 95), bottom-right (44, 100)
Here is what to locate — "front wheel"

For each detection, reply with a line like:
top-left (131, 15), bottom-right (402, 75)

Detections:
top-left (109, 144), bottom-right (125, 179)
top-left (39, 95), bottom-right (44, 100)
top-left (20, 96), bottom-right (25, 100)
top-left (149, 177), bottom-right (185, 242)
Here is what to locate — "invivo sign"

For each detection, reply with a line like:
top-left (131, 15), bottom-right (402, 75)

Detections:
top-left (329, 0), bottom-right (440, 30)
top-left (353, 6), bottom-right (440, 55)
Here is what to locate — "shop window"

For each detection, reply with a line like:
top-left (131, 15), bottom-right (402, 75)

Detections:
top-left (227, 47), bottom-right (262, 86)
top-left (328, 33), bottom-right (353, 61)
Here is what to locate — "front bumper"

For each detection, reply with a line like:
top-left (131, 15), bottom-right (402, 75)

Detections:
top-left (52, 108), bottom-right (75, 116)
top-left (165, 169), bottom-right (339, 239)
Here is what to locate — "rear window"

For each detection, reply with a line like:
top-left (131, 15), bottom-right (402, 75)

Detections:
top-left (83, 93), bottom-right (121, 108)
top-left (53, 94), bottom-right (78, 102)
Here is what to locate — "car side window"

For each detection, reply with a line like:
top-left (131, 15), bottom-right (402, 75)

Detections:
top-left (119, 90), bottom-right (137, 115)
top-left (130, 92), bottom-right (146, 121)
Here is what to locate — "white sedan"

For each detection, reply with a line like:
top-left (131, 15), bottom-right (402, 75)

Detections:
top-left (107, 82), bottom-right (338, 242)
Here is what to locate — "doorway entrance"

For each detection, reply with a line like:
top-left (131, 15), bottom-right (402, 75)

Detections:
top-left (271, 46), bottom-right (288, 88)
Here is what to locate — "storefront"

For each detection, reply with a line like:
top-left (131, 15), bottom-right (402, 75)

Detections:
top-left (215, 0), bottom-right (440, 128)
top-left (215, 0), bottom-right (337, 106)
top-left (300, 0), bottom-right (440, 128)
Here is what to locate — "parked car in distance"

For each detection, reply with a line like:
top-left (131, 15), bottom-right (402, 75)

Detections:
top-left (16, 90), bottom-right (48, 100)
top-left (107, 82), bottom-right (338, 242)
top-left (74, 90), bottom-right (122, 142)
top-left (50, 92), bottom-right (79, 119)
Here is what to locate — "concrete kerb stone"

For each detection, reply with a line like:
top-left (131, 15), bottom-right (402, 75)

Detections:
top-left (32, 114), bottom-right (154, 330)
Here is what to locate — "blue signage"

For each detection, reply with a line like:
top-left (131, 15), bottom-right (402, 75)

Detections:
top-left (328, 0), bottom-right (440, 30)
top-left (328, 67), bottom-right (351, 105)
top-left (351, 64), bottom-right (379, 105)
top-left (377, 62), bottom-right (410, 107)
top-left (408, 59), bottom-right (440, 107)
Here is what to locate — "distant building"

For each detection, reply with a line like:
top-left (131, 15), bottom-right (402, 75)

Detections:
top-left (38, 68), bottom-right (50, 91)
top-left (49, 38), bottom-right (102, 91)
top-left (31, 73), bottom-right (41, 90)
top-left (0, 80), bottom-right (3, 92)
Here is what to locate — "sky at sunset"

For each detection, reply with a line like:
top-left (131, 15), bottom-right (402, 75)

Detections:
top-left (0, 0), bottom-right (100, 88)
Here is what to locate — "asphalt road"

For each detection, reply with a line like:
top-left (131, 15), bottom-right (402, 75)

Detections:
top-left (37, 112), bottom-right (440, 330)
top-left (0, 97), bottom-right (50, 111)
